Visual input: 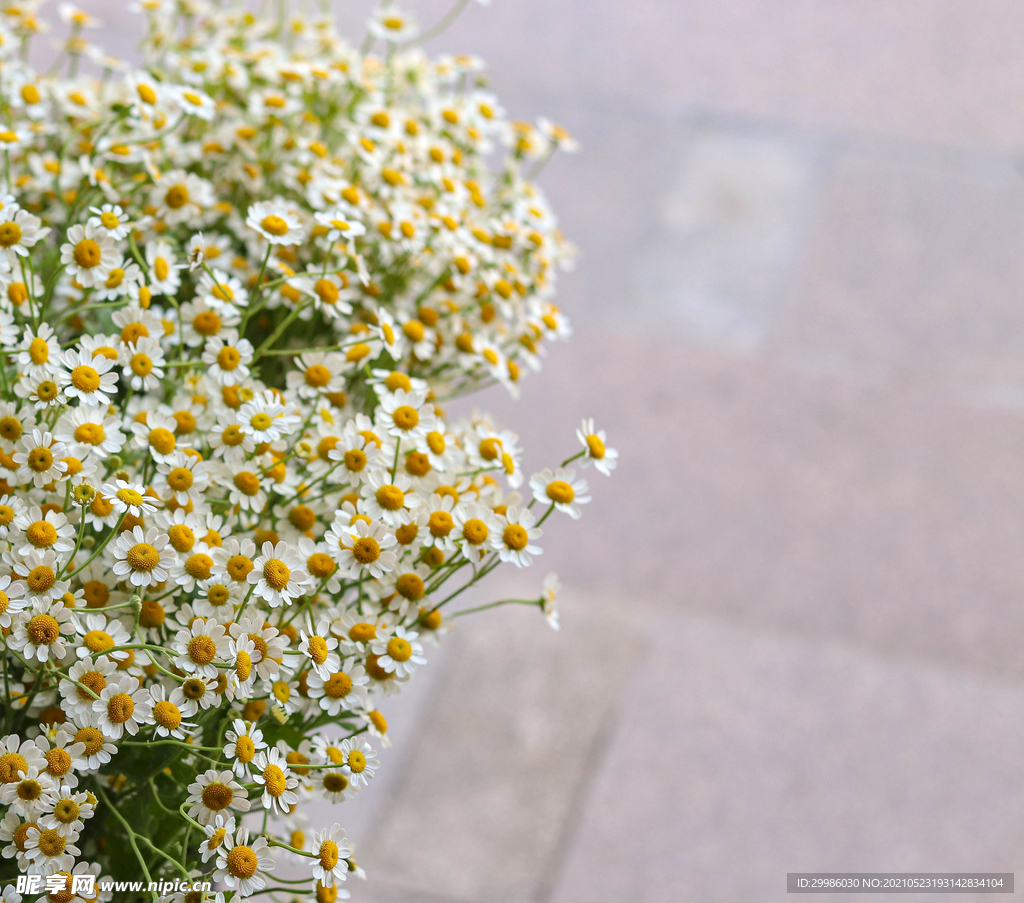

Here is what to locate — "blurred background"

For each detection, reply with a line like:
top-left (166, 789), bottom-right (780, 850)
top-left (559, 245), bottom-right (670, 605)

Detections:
top-left (94, 0), bottom-right (1024, 899)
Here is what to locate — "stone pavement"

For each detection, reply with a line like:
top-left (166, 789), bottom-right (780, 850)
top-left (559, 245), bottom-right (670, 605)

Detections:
top-left (92, 0), bottom-right (1024, 899)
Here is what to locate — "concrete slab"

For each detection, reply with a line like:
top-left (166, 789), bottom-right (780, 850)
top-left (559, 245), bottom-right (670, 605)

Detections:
top-left (550, 612), bottom-right (1024, 903)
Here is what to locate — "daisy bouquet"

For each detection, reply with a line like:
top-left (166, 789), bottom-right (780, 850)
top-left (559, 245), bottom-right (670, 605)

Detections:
top-left (0, 0), bottom-right (616, 900)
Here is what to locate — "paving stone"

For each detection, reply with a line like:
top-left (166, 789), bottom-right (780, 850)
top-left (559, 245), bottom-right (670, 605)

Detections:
top-left (774, 149), bottom-right (1024, 394)
top-left (624, 127), bottom-right (818, 347)
top-left (550, 612), bottom-right (1024, 903)
top-left (355, 583), bottom-right (642, 903)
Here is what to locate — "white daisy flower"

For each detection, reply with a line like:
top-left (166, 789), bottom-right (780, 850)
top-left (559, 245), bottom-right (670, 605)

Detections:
top-left (59, 347), bottom-right (119, 406)
top-left (120, 336), bottom-right (166, 391)
top-left (337, 737), bottom-right (379, 787)
top-left (495, 505), bottom-right (543, 567)
top-left (369, 624), bottom-right (426, 678)
top-left (172, 616), bottom-right (230, 679)
top-left (201, 331), bottom-right (254, 386)
top-left (9, 599), bottom-right (76, 663)
top-left (310, 824), bottom-right (351, 888)
top-left (111, 526), bottom-right (175, 587)
top-left (298, 617), bottom-right (340, 680)
top-left (92, 673), bottom-right (153, 740)
top-left (198, 813), bottom-right (236, 863)
top-left (214, 827), bottom-right (274, 897)
top-left (59, 222), bottom-right (118, 287)
top-left (529, 467), bottom-right (591, 520)
top-left (100, 479), bottom-right (157, 518)
top-left (222, 719), bottom-right (266, 779)
top-left (576, 418), bottom-right (618, 476)
top-left (306, 661), bottom-right (369, 716)
top-left (251, 747), bottom-right (299, 814)
top-left (186, 769), bottom-right (252, 827)
top-left (247, 541), bottom-right (309, 608)
top-left (331, 518), bottom-right (397, 579)
top-left (246, 199), bottom-right (304, 246)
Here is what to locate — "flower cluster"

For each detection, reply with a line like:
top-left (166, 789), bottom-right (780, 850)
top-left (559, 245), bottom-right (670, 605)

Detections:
top-left (0, 0), bottom-right (612, 900)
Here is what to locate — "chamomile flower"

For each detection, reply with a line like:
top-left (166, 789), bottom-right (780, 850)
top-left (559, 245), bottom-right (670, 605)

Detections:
top-left (337, 737), bottom-right (379, 787)
top-left (120, 336), bottom-right (166, 391)
top-left (251, 747), bottom-right (299, 814)
top-left (310, 824), bottom-right (351, 887)
top-left (576, 419), bottom-right (618, 476)
top-left (369, 625), bottom-right (426, 678)
top-left (101, 479), bottom-right (157, 517)
top-left (59, 348), bottom-right (119, 406)
top-left (186, 769), bottom-right (251, 827)
top-left (112, 526), bottom-right (175, 587)
top-left (202, 331), bottom-right (254, 385)
top-left (306, 661), bottom-right (369, 716)
top-left (495, 506), bottom-right (543, 567)
top-left (298, 617), bottom-right (340, 680)
top-left (214, 827), bottom-right (274, 897)
top-left (529, 467), bottom-right (591, 519)
top-left (248, 541), bottom-right (309, 608)
top-left (331, 518), bottom-right (397, 579)
top-left (223, 720), bottom-right (266, 778)
top-left (92, 673), bottom-right (153, 739)
top-left (246, 200), bottom-right (304, 246)
top-left (60, 222), bottom-right (117, 288)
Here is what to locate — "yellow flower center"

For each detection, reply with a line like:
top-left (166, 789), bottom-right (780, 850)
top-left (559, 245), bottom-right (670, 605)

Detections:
top-left (503, 524), bottom-right (529, 551)
top-left (348, 622), bottom-right (377, 643)
top-left (392, 405), bottom-right (419, 431)
top-left (325, 672), bottom-right (352, 699)
top-left (165, 184), bottom-right (189, 210)
top-left (0, 222), bottom-right (22, 247)
top-left (26, 565), bottom-right (55, 592)
top-left (27, 613), bottom-right (59, 645)
top-left (201, 782), bottom-right (233, 811)
top-left (217, 347), bottom-right (241, 370)
top-left (351, 537), bottom-right (380, 564)
top-left (127, 543), bottom-right (160, 571)
top-left (235, 735), bottom-right (255, 762)
top-left (185, 553), bottom-right (213, 581)
top-left (319, 839), bottom-right (340, 869)
top-left (29, 337), bottom-right (49, 364)
top-left (375, 484), bottom-right (404, 511)
top-left (233, 472), bottom-right (261, 496)
top-left (308, 635), bottom-right (329, 664)
top-left (226, 845), bottom-right (258, 879)
top-left (116, 487), bottom-right (145, 507)
top-left (546, 480), bottom-right (575, 504)
top-left (168, 525), bottom-right (195, 555)
top-left (73, 239), bottom-right (102, 269)
top-left (263, 763), bottom-right (286, 796)
top-left (462, 518), bottom-right (488, 545)
top-left (131, 353), bottom-right (153, 377)
top-left (83, 629), bottom-right (114, 653)
top-left (73, 422), bottom-right (105, 446)
top-left (168, 467), bottom-right (194, 492)
top-left (149, 427), bottom-right (176, 454)
top-left (386, 636), bottom-right (412, 662)
top-left (396, 573), bottom-right (424, 600)
top-left (261, 215), bottom-right (289, 236)
top-left (106, 692), bottom-right (135, 724)
top-left (263, 559), bottom-right (290, 590)
top-left (153, 700), bottom-right (182, 729)
top-left (188, 634), bottom-right (217, 664)
top-left (26, 520), bottom-right (57, 547)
